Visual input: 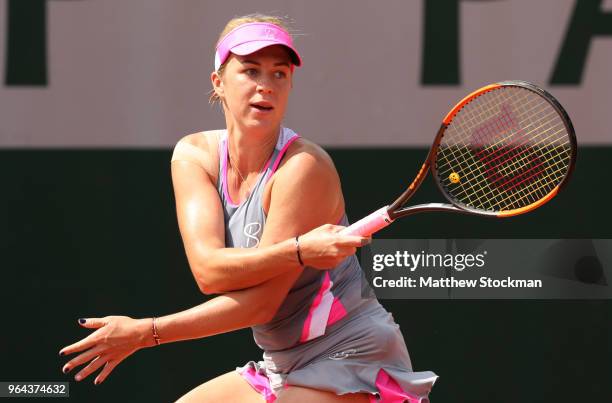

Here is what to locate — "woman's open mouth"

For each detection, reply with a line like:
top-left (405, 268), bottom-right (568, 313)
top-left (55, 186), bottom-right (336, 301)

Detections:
top-left (250, 102), bottom-right (274, 112)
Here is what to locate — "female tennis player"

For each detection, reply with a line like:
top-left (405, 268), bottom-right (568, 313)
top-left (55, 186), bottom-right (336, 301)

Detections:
top-left (59, 14), bottom-right (437, 402)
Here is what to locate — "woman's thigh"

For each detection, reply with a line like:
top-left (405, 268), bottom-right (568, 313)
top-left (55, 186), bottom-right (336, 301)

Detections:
top-left (276, 386), bottom-right (371, 403)
top-left (174, 370), bottom-right (264, 403)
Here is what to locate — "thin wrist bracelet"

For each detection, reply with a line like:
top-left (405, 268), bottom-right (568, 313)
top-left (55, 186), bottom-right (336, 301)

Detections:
top-left (152, 317), bottom-right (161, 346)
top-left (295, 236), bottom-right (305, 266)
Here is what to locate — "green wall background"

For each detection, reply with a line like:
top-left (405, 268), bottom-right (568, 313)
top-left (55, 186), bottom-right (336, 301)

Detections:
top-left (0, 147), bottom-right (610, 402)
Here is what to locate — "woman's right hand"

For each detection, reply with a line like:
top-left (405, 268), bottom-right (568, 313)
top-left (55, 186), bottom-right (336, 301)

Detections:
top-left (59, 316), bottom-right (154, 385)
top-left (297, 224), bottom-right (371, 270)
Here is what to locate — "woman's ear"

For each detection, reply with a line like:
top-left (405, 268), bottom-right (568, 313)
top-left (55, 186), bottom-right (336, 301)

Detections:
top-left (211, 71), bottom-right (224, 99)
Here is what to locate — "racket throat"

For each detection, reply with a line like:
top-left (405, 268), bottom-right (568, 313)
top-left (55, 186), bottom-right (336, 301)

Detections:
top-left (393, 203), bottom-right (465, 218)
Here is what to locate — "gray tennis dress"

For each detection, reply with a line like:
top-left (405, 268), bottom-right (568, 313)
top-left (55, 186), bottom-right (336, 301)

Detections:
top-left (173, 127), bottom-right (437, 402)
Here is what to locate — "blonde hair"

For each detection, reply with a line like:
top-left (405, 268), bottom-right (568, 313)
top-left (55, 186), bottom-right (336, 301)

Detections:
top-left (209, 14), bottom-right (294, 105)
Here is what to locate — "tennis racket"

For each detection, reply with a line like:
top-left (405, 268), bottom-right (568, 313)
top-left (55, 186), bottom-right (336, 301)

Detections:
top-left (341, 80), bottom-right (577, 237)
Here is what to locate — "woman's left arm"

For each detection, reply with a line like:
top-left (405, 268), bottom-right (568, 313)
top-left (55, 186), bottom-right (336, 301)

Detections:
top-left (59, 144), bottom-right (347, 384)
top-left (156, 143), bottom-right (347, 340)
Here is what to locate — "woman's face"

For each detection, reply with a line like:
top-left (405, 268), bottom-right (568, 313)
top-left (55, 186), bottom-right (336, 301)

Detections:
top-left (212, 45), bottom-right (293, 133)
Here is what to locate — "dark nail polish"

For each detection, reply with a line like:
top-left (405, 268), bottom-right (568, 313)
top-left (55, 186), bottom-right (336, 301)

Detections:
top-left (59, 351), bottom-right (64, 356)
top-left (94, 380), bottom-right (98, 385)
top-left (63, 367), bottom-right (70, 374)
top-left (78, 318), bottom-right (86, 324)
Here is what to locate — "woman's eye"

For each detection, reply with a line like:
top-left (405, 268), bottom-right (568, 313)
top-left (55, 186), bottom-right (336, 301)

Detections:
top-left (245, 69), bottom-right (258, 77)
top-left (274, 71), bottom-right (287, 79)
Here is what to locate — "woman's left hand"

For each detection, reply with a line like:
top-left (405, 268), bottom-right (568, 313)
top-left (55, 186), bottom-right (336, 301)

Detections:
top-left (58, 316), bottom-right (154, 385)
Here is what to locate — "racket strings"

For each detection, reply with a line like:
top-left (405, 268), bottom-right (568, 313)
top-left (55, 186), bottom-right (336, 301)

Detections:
top-left (443, 142), bottom-right (570, 211)
top-left (441, 126), bottom-right (570, 206)
top-left (445, 91), bottom-right (555, 166)
top-left (437, 93), bottom-right (557, 180)
top-left (471, 108), bottom-right (563, 177)
top-left (444, 113), bottom-right (568, 208)
top-left (442, 156), bottom-right (551, 210)
top-left (438, 119), bottom-right (568, 207)
top-left (496, 152), bottom-right (571, 209)
top-left (443, 125), bottom-right (570, 210)
top-left (435, 86), bottom-right (572, 212)
top-left (494, 148), bottom-right (569, 203)
top-left (437, 112), bottom-right (565, 189)
top-left (472, 106), bottom-right (571, 199)
top-left (470, 100), bottom-right (552, 158)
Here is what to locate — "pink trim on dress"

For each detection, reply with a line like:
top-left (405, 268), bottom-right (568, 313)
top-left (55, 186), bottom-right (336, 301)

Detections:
top-left (261, 155), bottom-right (273, 176)
top-left (221, 136), bottom-right (239, 207)
top-left (371, 369), bottom-right (424, 403)
top-left (223, 132), bottom-right (293, 207)
top-left (326, 297), bottom-right (347, 327)
top-left (300, 272), bottom-right (335, 342)
top-left (270, 134), bottom-right (300, 174)
top-left (237, 365), bottom-right (277, 403)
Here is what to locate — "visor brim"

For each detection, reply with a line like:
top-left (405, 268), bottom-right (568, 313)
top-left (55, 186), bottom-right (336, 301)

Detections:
top-left (230, 41), bottom-right (302, 67)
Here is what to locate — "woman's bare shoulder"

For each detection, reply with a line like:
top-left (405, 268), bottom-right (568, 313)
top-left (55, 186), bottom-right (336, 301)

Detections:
top-left (262, 135), bottom-right (345, 218)
top-left (172, 130), bottom-right (223, 180)
top-left (263, 136), bottom-right (344, 219)
top-left (177, 129), bottom-right (224, 153)
top-left (272, 136), bottom-right (340, 190)
top-left (282, 137), bottom-right (336, 170)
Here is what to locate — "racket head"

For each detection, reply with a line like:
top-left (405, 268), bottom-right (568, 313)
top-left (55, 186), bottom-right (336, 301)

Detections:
top-left (431, 81), bottom-right (576, 217)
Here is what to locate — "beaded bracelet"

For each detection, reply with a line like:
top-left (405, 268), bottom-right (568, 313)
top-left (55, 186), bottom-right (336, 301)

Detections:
top-left (152, 317), bottom-right (161, 346)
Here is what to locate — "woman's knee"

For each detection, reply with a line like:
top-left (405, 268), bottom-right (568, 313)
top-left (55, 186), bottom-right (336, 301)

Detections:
top-left (276, 385), bottom-right (370, 403)
top-left (174, 371), bottom-right (263, 403)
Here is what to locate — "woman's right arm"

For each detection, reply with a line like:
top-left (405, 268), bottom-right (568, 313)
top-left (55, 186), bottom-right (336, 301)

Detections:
top-left (59, 143), bottom-right (357, 385)
top-left (170, 135), bottom-right (363, 294)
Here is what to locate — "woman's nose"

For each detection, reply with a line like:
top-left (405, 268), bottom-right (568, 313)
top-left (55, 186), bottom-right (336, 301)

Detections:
top-left (256, 78), bottom-right (273, 94)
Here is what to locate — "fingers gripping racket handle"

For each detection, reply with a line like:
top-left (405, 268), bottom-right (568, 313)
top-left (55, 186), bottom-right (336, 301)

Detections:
top-left (340, 206), bottom-right (394, 236)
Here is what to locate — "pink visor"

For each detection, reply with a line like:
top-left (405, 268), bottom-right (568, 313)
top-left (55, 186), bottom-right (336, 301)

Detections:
top-left (214, 22), bottom-right (302, 71)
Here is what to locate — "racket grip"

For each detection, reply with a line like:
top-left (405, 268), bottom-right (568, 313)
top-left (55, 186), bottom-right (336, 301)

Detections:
top-left (340, 206), bottom-right (393, 236)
